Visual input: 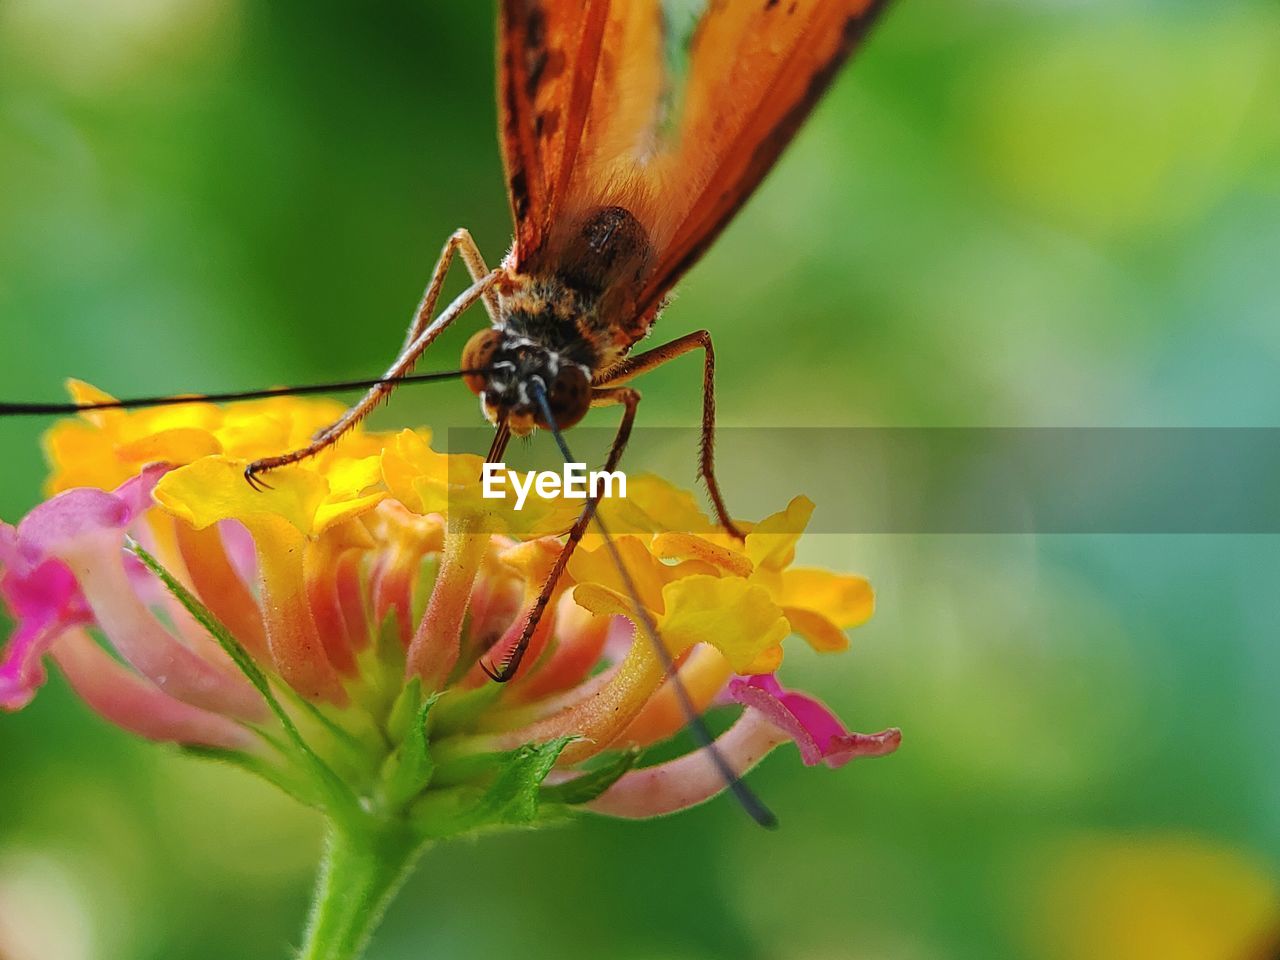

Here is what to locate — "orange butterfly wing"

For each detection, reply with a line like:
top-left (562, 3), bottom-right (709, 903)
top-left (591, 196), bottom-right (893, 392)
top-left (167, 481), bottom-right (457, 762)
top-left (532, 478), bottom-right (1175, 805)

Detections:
top-left (633, 0), bottom-right (890, 317)
top-left (498, 0), bottom-right (611, 267)
top-left (499, 1), bottom-right (670, 273)
top-left (498, 0), bottom-right (890, 319)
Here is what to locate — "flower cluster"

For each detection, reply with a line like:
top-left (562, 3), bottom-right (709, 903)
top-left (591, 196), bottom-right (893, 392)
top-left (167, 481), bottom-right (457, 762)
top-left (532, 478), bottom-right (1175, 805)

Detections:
top-left (1, 382), bottom-right (898, 836)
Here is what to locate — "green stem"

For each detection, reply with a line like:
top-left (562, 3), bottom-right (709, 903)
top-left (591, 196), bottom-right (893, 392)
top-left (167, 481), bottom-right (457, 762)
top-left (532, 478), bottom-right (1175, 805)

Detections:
top-left (298, 820), bottom-right (425, 960)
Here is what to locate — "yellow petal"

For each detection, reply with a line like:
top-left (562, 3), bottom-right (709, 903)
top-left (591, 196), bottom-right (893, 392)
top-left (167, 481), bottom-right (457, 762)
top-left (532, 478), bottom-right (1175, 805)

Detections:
top-left (658, 575), bottom-right (790, 672)
top-left (384, 430), bottom-right (576, 538)
top-left (313, 491), bottom-right (386, 536)
top-left (781, 605), bottom-right (850, 653)
top-left (780, 568), bottom-right (875, 629)
top-left (381, 429), bottom-right (442, 515)
top-left (745, 496), bottom-right (815, 571)
top-left (156, 457), bottom-right (328, 533)
top-left (596, 473), bottom-right (715, 535)
top-left (325, 454), bottom-right (385, 500)
top-left (651, 531), bottom-right (754, 578)
top-left (572, 583), bottom-right (640, 621)
top-left (499, 537), bottom-right (563, 594)
top-left (568, 537), bottom-right (672, 614)
top-left (1035, 835), bottom-right (1280, 960)
top-left (114, 427), bottom-right (223, 466)
top-left (741, 643), bottom-right (784, 674)
top-left (43, 420), bottom-right (127, 493)
top-left (66, 378), bottom-right (116, 406)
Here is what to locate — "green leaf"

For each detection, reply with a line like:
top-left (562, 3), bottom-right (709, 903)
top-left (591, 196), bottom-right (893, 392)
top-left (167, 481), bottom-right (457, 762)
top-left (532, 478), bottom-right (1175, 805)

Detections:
top-left (428, 682), bottom-right (503, 737)
top-left (127, 538), bottom-right (361, 823)
top-left (410, 737), bottom-right (574, 839)
top-left (358, 613), bottom-right (408, 707)
top-left (281, 685), bottom-right (377, 762)
top-left (479, 737), bottom-right (575, 823)
top-left (386, 677), bottom-right (425, 745)
top-left (377, 683), bottom-right (439, 810)
top-left (427, 748), bottom-right (507, 790)
top-left (538, 748), bottom-right (640, 806)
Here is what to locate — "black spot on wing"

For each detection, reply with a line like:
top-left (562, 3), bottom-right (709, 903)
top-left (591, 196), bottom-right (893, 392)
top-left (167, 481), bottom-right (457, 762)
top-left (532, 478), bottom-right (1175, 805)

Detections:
top-left (526, 51), bottom-right (548, 97)
top-left (525, 4), bottom-right (545, 47)
top-left (535, 109), bottom-right (561, 139)
top-left (523, 4), bottom-right (548, 97)
top-left (510, 170), bottom-right (530, 221)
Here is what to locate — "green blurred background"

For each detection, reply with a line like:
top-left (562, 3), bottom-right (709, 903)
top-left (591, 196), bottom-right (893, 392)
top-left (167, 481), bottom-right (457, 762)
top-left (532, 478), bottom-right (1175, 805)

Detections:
top-left (2, 1), bottom-right (1278, 958)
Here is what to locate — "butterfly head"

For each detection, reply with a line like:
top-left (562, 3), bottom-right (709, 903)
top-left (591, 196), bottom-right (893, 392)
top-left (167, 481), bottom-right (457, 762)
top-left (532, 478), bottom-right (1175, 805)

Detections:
top-left (462, 328), bottom-right (591, 437)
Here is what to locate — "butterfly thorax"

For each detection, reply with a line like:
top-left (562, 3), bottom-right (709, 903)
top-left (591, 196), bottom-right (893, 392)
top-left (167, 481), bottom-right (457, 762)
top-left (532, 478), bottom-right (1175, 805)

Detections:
top-left (520, 203), bottom-right (657, 355)
top-left (463, 205), bottom-right (656, 435)
top-left (498, 274), bottom-right (608, 370)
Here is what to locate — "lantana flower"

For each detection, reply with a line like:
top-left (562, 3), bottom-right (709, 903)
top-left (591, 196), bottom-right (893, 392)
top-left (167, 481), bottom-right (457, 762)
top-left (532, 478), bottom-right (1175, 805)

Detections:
top-left (1, 384), bottom-right (899, 960)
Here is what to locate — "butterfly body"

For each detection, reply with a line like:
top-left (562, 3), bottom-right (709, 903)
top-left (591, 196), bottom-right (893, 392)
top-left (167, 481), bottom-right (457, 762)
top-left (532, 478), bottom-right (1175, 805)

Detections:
top-left (466, 202), bottom-right (661, 435)
top-left (505, 203), bottom-right (656, 360)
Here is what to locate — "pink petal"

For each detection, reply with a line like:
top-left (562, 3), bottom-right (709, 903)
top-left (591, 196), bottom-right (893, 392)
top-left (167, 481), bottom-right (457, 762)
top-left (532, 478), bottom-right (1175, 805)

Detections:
top-left (15, 465), bottom-right (162, 554)
top-left (17, 488), bottom-right (265, 721)
top-left (52, 628), bottom-right (253, 749)
top-left (219, 519), bottom-right (259, 584)
top-left (18, 488), bottom-right (131, 552)
top-left (0, 522), bottom-right (22, 570)
top-left (586, 711), bottom-right (791, 818)
top-left (113, 463), bottom-right (171, 517)
top-left (727, 674), bottom-right (901, 768)
top-left (0, 620), bottom-right (57, 710)
top-left (0, 524), bottom-right (92, 711)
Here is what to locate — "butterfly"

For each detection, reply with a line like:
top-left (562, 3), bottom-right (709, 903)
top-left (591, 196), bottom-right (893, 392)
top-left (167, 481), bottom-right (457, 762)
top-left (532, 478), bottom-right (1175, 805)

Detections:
top-left (238, 0), bottom-right (890, 678)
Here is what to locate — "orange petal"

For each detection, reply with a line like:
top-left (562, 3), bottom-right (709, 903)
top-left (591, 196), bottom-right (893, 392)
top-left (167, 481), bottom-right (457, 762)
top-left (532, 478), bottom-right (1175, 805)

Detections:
top-left (174, 519), bottom-right (269, 661)
top-left (618, 645), bottom-right (733, 747)
top-left (493, 632), bottom-right (666, 765)
top-left (405, 525), bottom-right (490, 690)
top-left (249, 515), bottom-right (346, 704)
top-left (114, 428), bottom-right (222, 466)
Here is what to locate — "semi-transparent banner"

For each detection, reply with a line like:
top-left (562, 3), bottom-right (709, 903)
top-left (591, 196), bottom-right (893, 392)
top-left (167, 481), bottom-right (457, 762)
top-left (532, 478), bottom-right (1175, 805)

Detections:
top-left (443, 427), bottom-right (1280, 534)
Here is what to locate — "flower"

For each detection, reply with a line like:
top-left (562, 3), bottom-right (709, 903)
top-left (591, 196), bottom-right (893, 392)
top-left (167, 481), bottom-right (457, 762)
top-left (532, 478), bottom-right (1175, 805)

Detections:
top-left (2, 383), bottom-right (899, 955)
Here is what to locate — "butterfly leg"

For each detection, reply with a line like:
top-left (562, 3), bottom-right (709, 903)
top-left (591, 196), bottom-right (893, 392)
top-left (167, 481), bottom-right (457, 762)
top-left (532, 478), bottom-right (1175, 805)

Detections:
top-left (481, 386), bottom-right (640, 682)
top-left (401, 228), bottom-right (499, 351)
top-left (595, 330), bottom-right (743, 539)
top-left (243, 269), bottom-right (501, 489)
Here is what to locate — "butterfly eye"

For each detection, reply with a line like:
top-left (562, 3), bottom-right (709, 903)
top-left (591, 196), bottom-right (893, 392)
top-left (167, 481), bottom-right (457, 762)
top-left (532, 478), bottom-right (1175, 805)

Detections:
top-left (461, 329), bottom-right (503, 395)
top-left (538, 363), bottom-right (590, 431)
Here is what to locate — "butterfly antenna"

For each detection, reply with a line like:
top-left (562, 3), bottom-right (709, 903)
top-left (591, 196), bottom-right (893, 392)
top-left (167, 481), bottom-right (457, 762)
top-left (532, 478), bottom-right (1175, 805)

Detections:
top-left (0, 369), bottom-right (488, 416)
top-left (527, 378), bottom-right (778, 829)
